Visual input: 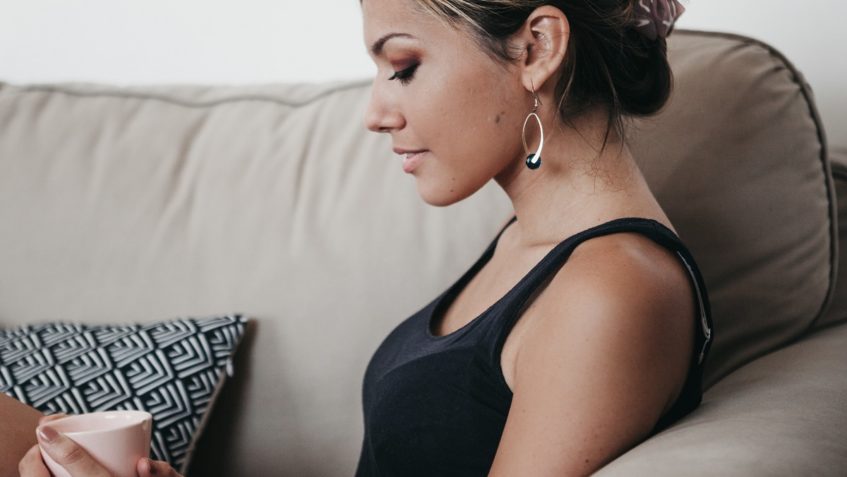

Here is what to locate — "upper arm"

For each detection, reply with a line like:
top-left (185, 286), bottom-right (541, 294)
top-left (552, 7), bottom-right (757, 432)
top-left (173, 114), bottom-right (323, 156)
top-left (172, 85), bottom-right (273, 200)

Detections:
top-left (488, 237), bottom-right (695, 476)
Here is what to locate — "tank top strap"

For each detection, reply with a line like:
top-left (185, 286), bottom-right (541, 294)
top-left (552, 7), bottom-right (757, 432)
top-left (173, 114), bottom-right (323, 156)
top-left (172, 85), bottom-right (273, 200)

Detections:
top-left (479, 216), bottom-right (713, 395)
top-left (502, 216), bottom-right (684, 308)
top-left (490, 215), bottom-right (519, 251)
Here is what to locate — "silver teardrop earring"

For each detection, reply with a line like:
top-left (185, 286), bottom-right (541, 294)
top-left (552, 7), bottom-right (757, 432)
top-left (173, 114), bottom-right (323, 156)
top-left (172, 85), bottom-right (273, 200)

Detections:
top-left (522, 82), bottom-right (544, 170)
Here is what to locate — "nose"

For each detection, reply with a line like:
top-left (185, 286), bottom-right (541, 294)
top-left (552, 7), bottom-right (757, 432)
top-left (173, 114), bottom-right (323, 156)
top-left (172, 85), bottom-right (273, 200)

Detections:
top-left (364, 83), bottom-right (405, 133)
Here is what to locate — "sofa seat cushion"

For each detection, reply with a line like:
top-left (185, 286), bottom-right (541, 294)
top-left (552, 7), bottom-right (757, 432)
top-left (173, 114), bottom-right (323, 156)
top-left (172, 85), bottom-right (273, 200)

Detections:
top-left (594, 321), bottom-right (847, 476)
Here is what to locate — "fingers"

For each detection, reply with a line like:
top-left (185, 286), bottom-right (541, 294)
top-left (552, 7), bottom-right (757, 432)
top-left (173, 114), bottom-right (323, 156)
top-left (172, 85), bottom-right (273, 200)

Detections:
top-left (36, 425), bottom-right (111, 477)
top-left (137, 457), bottom-right (183, 477)
top-left (17, 414), bottom-right (68, 477)
top-left (38, 412), bottom-right (67, 425)
top-left (18, 444), bottom-right (51, 477)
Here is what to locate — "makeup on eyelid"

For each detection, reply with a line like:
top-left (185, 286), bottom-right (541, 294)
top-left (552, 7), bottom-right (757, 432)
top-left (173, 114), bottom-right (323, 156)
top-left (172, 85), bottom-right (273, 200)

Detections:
top-left (389, 63), bottom-right (419, 84)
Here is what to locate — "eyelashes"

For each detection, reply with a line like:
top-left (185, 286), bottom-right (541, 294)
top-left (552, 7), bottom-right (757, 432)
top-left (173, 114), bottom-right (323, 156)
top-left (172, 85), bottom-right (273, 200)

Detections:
top-left (388, 63), bottom-right (419, 85)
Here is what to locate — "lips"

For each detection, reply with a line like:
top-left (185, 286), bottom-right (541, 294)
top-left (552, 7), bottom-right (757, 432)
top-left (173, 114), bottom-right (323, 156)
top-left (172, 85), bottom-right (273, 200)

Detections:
top-left (394, 148), bottom-right (428, 174)
top-left (402, 151), bottom-right (426, 173)
top-left (393, 147), bottom-right (426, 155)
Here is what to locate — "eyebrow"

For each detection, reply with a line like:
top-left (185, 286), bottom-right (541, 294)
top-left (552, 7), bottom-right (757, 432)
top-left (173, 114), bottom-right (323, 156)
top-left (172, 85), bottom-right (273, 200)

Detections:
top-left (370, 33), bottom-right (415, 56)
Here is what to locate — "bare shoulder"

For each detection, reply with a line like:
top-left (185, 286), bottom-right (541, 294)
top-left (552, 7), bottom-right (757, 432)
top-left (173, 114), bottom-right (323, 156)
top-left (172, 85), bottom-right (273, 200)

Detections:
top-left (505, 229), bottom-right (697, 377)
top-left (523, 230), bottom-right (697, 374)
top-left (488, 231), bottom-right (697, 475)
top-left (567, 230), bottom-right (694, 313)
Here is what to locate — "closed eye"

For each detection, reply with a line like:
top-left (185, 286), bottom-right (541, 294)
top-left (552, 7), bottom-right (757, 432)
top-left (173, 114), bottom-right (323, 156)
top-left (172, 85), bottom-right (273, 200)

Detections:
top-left (388, 63), bottom-right (419, 85)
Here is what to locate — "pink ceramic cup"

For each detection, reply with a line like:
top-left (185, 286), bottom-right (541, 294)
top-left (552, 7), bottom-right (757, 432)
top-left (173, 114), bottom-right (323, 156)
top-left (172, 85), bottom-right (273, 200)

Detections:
top-left (37, 410), bottom-right (153, 477)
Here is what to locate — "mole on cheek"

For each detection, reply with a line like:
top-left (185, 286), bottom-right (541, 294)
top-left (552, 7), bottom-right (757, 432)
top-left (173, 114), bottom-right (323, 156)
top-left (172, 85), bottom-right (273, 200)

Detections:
top-left (494, 111), bottom-right (506, 124)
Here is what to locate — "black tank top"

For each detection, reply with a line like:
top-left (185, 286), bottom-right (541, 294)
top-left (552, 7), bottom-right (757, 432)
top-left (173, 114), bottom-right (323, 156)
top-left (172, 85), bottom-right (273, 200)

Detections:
top-left (355, 216), bottom-right (714, 477)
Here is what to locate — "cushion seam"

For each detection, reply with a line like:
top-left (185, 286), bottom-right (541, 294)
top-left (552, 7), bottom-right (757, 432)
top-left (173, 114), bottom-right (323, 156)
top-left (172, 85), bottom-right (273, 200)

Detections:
top-left (0, 79), bottom-right (372, 110)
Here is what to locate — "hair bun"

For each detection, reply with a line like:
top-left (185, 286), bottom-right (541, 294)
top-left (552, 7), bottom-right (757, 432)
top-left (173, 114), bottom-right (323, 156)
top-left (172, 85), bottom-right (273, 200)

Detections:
top-left (613, 31), bottom-right (673, 117)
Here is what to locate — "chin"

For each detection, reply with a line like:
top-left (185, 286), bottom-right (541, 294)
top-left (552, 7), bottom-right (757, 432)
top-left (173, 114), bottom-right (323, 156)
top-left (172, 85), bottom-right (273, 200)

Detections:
top-left (416, 182), bottom-right (475, 207)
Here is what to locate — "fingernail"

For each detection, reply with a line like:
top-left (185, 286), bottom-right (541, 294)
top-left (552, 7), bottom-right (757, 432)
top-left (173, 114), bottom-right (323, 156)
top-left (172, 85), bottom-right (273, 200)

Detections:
top-left (38, 426), bottom-right (59, 443)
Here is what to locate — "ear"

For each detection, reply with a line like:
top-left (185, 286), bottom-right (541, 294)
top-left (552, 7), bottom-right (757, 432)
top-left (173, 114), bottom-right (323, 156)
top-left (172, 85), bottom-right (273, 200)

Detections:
top-left (512, 6), bottom-right (571, 97)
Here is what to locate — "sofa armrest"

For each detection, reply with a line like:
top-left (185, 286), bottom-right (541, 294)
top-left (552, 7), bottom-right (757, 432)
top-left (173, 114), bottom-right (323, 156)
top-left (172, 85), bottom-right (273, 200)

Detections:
top-left (595, 322), bottom-right (847, 476)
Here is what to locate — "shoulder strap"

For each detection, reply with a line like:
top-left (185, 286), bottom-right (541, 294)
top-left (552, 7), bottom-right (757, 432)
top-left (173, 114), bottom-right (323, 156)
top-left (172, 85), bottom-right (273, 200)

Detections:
top-left (480, 218), bottom-right (712, 391)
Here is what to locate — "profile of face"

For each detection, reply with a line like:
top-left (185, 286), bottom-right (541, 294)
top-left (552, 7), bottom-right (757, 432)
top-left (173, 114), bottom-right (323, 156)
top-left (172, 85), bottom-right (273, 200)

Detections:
top-left (361, 0), bottom-right (531, 207)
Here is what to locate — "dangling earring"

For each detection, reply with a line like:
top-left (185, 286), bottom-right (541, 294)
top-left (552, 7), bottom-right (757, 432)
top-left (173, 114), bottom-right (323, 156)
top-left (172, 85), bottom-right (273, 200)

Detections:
top-left (522, 82), bottom-right (544, 170)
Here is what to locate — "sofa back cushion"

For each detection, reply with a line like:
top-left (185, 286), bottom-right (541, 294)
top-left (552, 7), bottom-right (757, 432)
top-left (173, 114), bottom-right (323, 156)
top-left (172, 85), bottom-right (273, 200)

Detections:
top-left (0, 31), bottom-right (835, 475)
top-left (0, 79), bottom-right (514, 475)
top-left (629, 31), bottom-right (835, 385)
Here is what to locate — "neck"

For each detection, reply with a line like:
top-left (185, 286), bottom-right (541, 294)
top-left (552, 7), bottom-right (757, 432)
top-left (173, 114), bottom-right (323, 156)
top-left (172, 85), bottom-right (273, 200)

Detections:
top-left (493, 109), bottom-right (650, 248)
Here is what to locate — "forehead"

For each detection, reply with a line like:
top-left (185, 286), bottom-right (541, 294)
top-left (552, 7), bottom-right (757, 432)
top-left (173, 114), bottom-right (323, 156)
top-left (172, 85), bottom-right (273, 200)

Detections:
top-left (362, 0), bottom-right (444, 48)
top-left (362, 0), bottom-right (421, 27)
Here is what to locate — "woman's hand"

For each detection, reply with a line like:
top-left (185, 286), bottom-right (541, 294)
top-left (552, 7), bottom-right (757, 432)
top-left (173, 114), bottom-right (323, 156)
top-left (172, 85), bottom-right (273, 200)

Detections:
top-left (136, 457), bottom-right (183, 477)
top-left (18, 413), bottom-right (183, 477)
top-left (19, 413), bottom-right (69, 477)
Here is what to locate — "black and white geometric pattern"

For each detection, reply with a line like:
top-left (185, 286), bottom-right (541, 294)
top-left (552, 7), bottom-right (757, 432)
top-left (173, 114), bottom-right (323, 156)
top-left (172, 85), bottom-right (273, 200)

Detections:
top-left (0, 314), bottom-right (248, 471)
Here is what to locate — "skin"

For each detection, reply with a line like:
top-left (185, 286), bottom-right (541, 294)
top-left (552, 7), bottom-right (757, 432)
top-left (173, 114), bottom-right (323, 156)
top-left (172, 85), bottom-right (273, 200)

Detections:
top-left (363, 1), bottom-right (696, 475)
top-left (16, 412), bottom-right (182, 475)
top-left (0, 393), bottom-right (41, 477)
top-left (18, 414), bottom-right (179, 477)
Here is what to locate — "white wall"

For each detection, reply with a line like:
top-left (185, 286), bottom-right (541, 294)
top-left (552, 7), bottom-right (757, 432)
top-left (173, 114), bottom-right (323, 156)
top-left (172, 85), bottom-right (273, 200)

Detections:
top-left (0, 0), bottom-right (843, 142)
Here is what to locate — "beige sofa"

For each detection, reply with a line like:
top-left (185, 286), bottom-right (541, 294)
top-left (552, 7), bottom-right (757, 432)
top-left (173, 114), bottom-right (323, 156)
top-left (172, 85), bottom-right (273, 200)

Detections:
top-left (1, 30), bottom-right (845, 476)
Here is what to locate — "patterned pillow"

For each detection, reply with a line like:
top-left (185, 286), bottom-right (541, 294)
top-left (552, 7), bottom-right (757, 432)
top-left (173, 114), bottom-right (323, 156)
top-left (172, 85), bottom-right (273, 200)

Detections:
top-left (0, 313), bottom-right (248, 473)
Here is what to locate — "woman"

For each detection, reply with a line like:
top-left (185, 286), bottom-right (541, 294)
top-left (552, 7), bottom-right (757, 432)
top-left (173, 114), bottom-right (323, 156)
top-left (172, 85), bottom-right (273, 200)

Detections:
top-left (18, 0), bottom-right (712, 475)
top-left (355, 0), bottom-right (712, 476)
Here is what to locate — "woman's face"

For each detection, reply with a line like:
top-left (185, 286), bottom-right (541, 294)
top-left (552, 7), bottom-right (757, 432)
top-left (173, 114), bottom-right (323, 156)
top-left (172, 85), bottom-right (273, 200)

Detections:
top-left (362, 0), bottom-right (528, 206)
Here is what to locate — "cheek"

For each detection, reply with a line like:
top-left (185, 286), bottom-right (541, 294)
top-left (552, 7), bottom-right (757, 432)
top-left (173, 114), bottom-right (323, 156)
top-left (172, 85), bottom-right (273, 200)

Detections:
top-left (463, 106), bottom-right (524, 171)
top-left (428, 106), bottom-right (521, 184)
top-left (420, 122), bottom-right (516, 204)
top-left (444, 88), bottom-right (516, 160)
top-left (410, 66), bottom-right (523, 191)
top-left (465, 77), bottom-right (523, 151)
